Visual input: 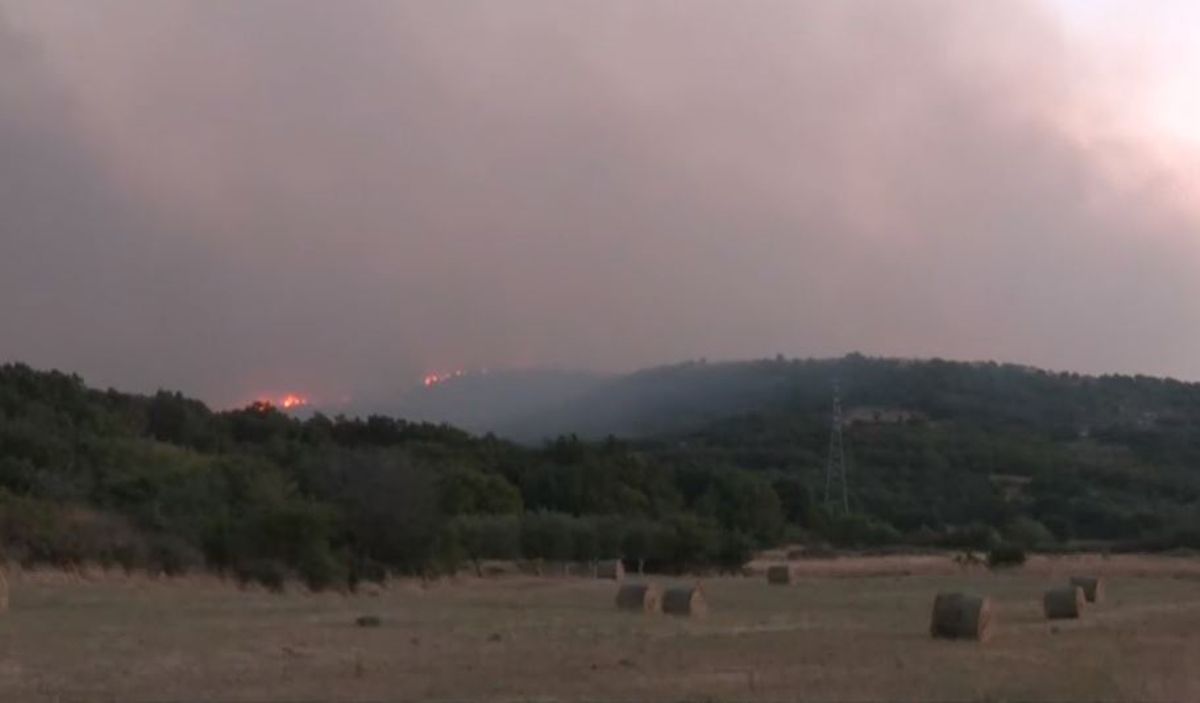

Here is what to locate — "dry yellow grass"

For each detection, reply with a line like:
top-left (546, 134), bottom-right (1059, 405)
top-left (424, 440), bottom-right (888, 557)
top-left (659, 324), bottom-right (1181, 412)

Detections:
top-left (3, 555), bottom-right (1200, 701)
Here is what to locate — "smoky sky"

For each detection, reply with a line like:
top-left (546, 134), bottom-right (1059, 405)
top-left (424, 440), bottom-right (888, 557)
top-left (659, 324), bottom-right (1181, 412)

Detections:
top-left (2, 0), bottom-right (1199, 407)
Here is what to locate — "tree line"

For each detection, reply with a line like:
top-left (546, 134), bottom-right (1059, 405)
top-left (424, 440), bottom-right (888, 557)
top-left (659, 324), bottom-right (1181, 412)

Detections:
top-left (3, 356), bottom-right (1200, 590)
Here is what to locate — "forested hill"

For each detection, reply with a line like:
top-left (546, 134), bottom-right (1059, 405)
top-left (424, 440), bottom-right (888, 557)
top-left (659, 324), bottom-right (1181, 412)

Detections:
top-left (337, 354), bottom-right (1200, 444)
top-left (501, 354), bottom-right (1200, 442)
top-left (2, 356), bottom-right (1200, 590)
top-left (631, 356), bottom-right (1200, 546)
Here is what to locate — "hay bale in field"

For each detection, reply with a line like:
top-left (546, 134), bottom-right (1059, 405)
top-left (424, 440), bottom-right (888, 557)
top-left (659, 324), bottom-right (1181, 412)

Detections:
top-left (616, 583), bottom-right (662, 613)
top-left (929, 592), bottom-right (994, 642)
top-left (1069, 576), bottom-right (1104, 604)
top-left (1043, 586), bottom-right (1084, 620)
top-left (766, 565), bottom-right (794, 585)
top-left (662, 585), bottom-right (706, 617)
top-left (596, 560), bottom-right (624, 581)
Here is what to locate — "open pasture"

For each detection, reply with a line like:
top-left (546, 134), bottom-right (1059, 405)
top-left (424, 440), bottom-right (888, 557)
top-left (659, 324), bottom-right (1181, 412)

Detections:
top-left (2, 554), bottom-right (1200, 701)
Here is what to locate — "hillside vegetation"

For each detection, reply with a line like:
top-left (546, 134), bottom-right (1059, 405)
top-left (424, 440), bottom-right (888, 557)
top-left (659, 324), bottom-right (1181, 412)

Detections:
top-left (2, 355), bottom-right (1200, 588)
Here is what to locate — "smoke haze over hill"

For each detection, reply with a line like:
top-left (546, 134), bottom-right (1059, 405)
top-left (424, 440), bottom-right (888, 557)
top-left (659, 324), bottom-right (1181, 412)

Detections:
top-left (2, 0), bottom-right (1199, 407)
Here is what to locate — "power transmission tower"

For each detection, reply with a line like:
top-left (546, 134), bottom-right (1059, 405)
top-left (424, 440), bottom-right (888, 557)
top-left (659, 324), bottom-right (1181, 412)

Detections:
top-left (823, 379), bottom-right (849, 515)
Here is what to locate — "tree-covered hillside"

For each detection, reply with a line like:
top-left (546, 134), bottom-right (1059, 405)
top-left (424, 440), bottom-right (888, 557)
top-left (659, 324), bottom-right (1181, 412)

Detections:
top-left (632, 355), bottom-right (1200, 545)
top-left (3, 355), bottom-right (1200, 589)
top-left (502, 354), bottom-right (1200, 444)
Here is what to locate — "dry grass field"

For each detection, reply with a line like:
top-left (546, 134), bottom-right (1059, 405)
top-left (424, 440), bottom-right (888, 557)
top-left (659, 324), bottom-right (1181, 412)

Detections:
top-left (3, 554), bottom-right (1200, 701)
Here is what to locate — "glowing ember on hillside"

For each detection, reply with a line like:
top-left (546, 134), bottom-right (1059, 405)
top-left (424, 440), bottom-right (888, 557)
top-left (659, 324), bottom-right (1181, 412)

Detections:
top-left (423, 370), bottom-right (466, 387)
top-left (280, 394), bottom-right (308, 409)
top-left (254, 394), bottom-right (310, 410)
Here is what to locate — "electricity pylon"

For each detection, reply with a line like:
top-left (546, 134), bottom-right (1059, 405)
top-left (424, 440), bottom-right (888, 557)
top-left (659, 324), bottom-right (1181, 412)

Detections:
top-left (823, 380), bottom-right (849, 515)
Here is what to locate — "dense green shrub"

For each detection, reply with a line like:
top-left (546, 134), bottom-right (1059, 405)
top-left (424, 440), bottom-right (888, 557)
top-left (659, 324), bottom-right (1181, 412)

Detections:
top-left (296, 546), bottom-right (347, 591)
top-left (715, 530), bottom-right (755, 573)
top-left (987, 544), bottom-right (1027, 569)
top-left (348, 557), bottom-right (389, 590)
top-left (519, 512), bottom-right (576, 562)
top-left (1004, 516), bottom-right (1055, 550)
top-left (941, 523), bottom-right (1002, 551)
top-left (827, 514), bottom-right (903, 547)
top-left (146, 534), bottom-right (203, 576)
top-left (453, 514), bottom-right (522, 564)
top-left (234, 559), bottom-right (288, 592)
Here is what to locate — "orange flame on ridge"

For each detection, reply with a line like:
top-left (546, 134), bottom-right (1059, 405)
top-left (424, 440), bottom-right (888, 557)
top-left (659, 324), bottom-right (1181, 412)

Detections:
top-left (280, 394), bottom-right (308, 409)
top-left (423, 370), bottom-right (466, 387)
top-left (253, 394), bottom-right (310, 410)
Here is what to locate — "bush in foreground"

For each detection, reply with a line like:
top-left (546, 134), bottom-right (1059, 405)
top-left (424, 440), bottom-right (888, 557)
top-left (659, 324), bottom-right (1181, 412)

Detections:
top-left (987, 543), bottom-right (1027, 569)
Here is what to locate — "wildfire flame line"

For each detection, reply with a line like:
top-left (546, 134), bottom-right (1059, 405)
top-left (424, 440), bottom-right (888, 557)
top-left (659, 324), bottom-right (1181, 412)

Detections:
top-left (423, 370), bottom-right (466, 387)
top-left (253, 394), bottom-right (310, 410)
top-left (280, 394), bottom-right (307, 409)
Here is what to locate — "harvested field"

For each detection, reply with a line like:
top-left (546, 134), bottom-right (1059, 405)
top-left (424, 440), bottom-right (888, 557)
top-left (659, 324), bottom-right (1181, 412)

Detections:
top-left (3, 554), bottom-right (1200, 701)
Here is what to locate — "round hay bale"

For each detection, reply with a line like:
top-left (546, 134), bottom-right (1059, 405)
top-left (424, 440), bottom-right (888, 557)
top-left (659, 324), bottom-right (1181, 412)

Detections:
top-left (766, 565), bottom-right (794, 585)
top-left (1069, 576), bottom-right (1104, 604)
top-left (1043, 586), bottom-right (1084, 620)
top-left (929, 592), bottom-right (994, 642)
top-left (596, 560), bottom-right (625, 581)
top-left (662, 585), bottom-right (706, 617)
top-left (616, 583), bottom-right (662, 613)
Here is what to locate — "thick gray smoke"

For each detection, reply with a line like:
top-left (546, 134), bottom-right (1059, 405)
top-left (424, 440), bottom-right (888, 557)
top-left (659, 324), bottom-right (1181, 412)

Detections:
top-left (1, 1), bottom-right (1198, 406)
